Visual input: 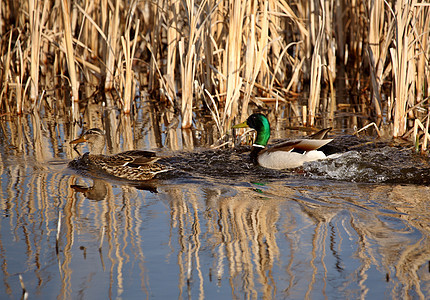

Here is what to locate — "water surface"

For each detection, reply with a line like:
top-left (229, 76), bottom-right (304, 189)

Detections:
top-left (1, 112), bottom-right (430, 299)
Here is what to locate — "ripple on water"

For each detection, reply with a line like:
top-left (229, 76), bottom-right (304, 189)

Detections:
top-left (67, 136), bottom-right (430, 186)
top-left (304, 146), bottom-right (430, 184)
top-left (163, 138), bottom-right (430, 185)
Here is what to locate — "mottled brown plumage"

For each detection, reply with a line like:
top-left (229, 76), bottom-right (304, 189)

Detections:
top-left (69, 128), bottom-right (173, 181)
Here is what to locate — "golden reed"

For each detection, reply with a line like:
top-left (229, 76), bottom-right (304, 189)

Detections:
top-left (0, 0), bottom-right (428, 143)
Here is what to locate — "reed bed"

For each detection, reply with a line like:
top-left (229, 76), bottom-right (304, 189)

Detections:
top-left (0, 0), bottom-right (429, 144)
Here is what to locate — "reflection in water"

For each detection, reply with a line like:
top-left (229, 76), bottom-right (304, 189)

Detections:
top-left (2, 157), bottom-right (430, 298)
top-left (1, 110), bottom-right (430, 299)
top-left (71, 180), bottom-right (109, 201)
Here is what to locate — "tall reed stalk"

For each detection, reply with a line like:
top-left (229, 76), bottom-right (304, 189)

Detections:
top-left (1, 31), bottom-right (14, 109)
top-left (165, 0), bottom-right (180, 105)
top-left (121, 17), bottom-right (139, 114)
top-left (104, 0), bottom-right (120, 91)
top-left (61, 0), bottom-right (80, 102)
top-left (390, 0), bottom-right (416, 137)
top-left (179, 40), bottom-right (196, 129)
top-left (0, 0), bottom-right (429, 144)
top-left (415, 4), bottom-right (430, 103)
top-left (367, 0), bottom-right (394, 119)
top-left (15, 39), bottom-right (25, 114)
top-left (240, 2), bottom-right (269, 122)
top-left (29, 0), bottom-right (40, 102)
top-left (308, 0), bottom-right (324, 126)
top-left (222, 0), bottom-right (244, 128)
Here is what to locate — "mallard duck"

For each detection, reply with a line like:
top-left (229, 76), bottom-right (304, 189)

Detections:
top-left (68, 128), bottom-right (173, 181)
top-left (232, 113), bottom-right (333, 169)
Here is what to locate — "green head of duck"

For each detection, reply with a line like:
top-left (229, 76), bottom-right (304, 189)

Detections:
top-left (232, 113), bottom-right (271, 147)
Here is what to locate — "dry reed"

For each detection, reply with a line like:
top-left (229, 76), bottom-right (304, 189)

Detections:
top-left (0, 0), bottom-right (429, 145)
top-left (104, 0), bottom-right (120, 91)
top-left (61, 0), bottom-right (80, 103)
top-left (307, 0), bottom-right (324, 126)
top-left (120, 15), bottom-right (140, 114)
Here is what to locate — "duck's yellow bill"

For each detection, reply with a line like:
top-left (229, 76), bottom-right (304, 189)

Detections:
top-left (232, 120), bottom-right (249, 129)
top-left (70, 136), bottom-right (87, 144)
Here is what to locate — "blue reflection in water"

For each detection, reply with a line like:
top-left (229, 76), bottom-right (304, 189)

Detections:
top-left (1, 119), bottom-right (430, 299)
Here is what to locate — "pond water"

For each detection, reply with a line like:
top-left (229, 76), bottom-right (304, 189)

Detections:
top-left (1, 106), bottom-right (430, 299)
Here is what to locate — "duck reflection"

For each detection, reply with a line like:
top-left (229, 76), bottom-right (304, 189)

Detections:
top-left (71, 179), bottom-right (108, 201)
top-left (71, 177), bottom-right (159, 200)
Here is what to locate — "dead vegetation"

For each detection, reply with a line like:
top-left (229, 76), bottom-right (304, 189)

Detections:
top-left (0, 0), bottom-right (429, 147)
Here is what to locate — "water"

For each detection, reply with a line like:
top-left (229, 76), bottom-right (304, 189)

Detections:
top-left (1, 111), bottom-right (430, 299)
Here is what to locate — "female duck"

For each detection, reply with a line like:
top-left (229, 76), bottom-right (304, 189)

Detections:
top-left (69, 128), bottom-right (172, 181)
top-left (233, 113), bottom-right (333, 169)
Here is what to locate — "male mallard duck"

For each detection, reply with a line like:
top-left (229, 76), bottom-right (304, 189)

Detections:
top-left (233, 113), bottom-right (333, 169)
top-left (68, 128), bottom-right (173, 181)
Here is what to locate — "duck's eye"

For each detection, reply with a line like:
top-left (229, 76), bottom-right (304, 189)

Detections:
top-left (87, 128), bottom-right (104, 135)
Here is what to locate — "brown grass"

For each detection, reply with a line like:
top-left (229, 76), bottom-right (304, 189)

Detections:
top-left (0, 0), bottom-right (429, 144)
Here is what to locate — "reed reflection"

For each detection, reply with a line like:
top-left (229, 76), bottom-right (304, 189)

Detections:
top-left (60, 175), bottom-right (151, 300)
top-left (2, 157), bottom-right (430, 298)
top-left (165, 185), bottom-right (284, 299)
top-left (164, 183), bottom-right (430, 299)
top-left (1, 110), bottom-right (430, 299)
